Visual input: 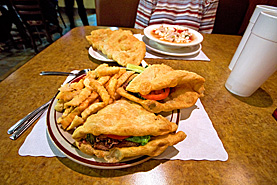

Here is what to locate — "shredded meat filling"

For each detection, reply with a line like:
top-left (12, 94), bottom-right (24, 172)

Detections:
top-left (81, 135), bottom-right (140, 151)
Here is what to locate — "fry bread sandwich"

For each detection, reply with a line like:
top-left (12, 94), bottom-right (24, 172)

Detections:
top-left (117, 64), bottom-right (205, 113)
top-left (72, 99), bottom-right (186, 163)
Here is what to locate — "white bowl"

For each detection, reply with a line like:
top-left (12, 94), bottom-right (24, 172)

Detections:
top-left (144, 24), bottom-right (203, 47)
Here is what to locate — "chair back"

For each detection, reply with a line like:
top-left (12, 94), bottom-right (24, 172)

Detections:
top-left (95, 0), bottom-right (139, 28)
top-left (11, 0), bottom-right (62, 52)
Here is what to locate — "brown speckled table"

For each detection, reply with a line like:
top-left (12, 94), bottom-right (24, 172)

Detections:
top-left (0, 26), bottom-right (276, 185)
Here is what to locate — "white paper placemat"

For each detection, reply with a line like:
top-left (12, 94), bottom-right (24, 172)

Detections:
top-left (19, 75), bottom-right (228, 161)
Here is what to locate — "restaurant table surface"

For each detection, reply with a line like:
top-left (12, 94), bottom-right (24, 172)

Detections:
top-left (0, 26), bottom-right (276, 184)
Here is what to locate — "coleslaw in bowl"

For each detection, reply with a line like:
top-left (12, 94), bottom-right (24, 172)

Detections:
top-left (144, 24), bottom-right (203, 47)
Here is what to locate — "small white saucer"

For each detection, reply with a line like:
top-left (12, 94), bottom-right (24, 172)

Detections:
top-left (88, 47), bottom-right (114, 62)
top-left (142, 36), bottom-right (201, 57)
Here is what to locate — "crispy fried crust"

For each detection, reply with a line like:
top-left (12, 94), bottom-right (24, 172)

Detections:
top-left (76, 131), bottom-right (186, 163)
top-left (117, 64), bottom-right (205, 113)
top-left (86, 29), bottom-right (113, 50)
top-left (86, 29), bottom-right (146, 66)
top-left (72, 99), bottom-right (178, 140)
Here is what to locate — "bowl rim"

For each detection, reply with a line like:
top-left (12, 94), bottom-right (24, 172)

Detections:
top-left (144, 24), bottom-right (203, 47)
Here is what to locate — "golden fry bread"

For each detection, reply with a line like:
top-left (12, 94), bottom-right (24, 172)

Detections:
top-left (86, 29), bottom-right (113, 50)
top-left (72, 99), bottom-right (178, 140)
top-left (72, 99), bottom-right (186, 163)
top-left (66, 116), bottom-right (84, 131)
top-left (118, 64), bottom-right (205, 113)
top-left (86, 29), bottom-right (146, 66)
top-left (102, 30), bottom-right (146, 66)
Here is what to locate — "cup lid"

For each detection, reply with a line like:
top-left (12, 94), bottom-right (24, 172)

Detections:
top-left (252, 11), bottom-right (277, 42)
top-left (250, 5), bottom-right (277, 23)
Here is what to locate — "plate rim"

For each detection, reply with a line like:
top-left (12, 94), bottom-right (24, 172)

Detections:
top-left (88, 47), bottom-right (114, 62)
top-left (144, 24), bottom-right (203, 47)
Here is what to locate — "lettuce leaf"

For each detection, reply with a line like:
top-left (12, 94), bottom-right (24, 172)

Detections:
top-left (86, 134), bottom-right (95, 144)
top-left (125, 135), bottom-right (151, 146)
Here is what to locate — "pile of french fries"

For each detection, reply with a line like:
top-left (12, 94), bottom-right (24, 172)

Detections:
top-left (55, 64), bottom-right (136, 130)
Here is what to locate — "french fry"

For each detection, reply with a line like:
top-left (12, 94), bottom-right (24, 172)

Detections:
top-left (66, 116), bottom-right (85, 131)
top-left (89, 79), bottom-right (110, 105)
top-left (61, 107), bottom-right (74, 118)
top-left (95, 64), bottom-right (120, 76)
top-left (85, 71), bottom-right (97, 80)
top-left (79, 92), bottom-right (99, 110)
top-left (97, 76), bottom-right (111, 85)
top-left (60, 107), bottom-right (82, 129)
top-left (56, 90), bottom-right (81, 102)
top-left (58, 83), bottom-right (73, 92)
top-left (54, 99), bottom-right (64, 112)
top-left (60, 92), bottom-right (99, 129)
top-left (106, 75), bottom-right (118, 99)
top-left (81, 102), bottom-right (106, 120)
top-left (64, 87), bottom-right (92, 108)
top-left (117, 71), bottom-right (135, 88)
top-left (70, 79), bottom-right (85, 90)
top-left (55, 64), bottom-right (136, 131)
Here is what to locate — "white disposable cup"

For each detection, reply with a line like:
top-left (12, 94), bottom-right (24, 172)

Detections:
top-left (228, 5), bottom-right (277, 70)
top-left (225, 11), bottom-right (277, 97)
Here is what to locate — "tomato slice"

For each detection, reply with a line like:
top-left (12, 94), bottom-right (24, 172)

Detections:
top-left (105, 135), bottom-right (130, 140)
top-left (140, 88), bottom-right (170, 100)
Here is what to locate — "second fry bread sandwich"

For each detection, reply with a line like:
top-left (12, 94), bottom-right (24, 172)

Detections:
top-left (117, 64), bottom-right (205, 113)
top-left (72, 99), bottom-right (186, 163)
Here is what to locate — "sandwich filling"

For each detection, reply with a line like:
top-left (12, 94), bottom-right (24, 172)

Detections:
top-left (80, 134), bottom-right (151, 151)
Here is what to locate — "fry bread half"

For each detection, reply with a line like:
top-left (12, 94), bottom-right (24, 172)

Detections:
top-left (118, 64), bottom-right (205, 113)
top-left (72, 99), bottom-right (178, 140)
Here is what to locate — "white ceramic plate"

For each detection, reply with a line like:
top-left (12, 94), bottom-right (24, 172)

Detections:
top-left (46, 75), bottom-right (180, 169)
top-left (144, 24), bottom-right (203, 47)
top-left (88, 47), bottom-right (114, 62)
top-left (143, 36), bottom-right (201, 57)
top-left (88, 47), bottom-right (149, 67)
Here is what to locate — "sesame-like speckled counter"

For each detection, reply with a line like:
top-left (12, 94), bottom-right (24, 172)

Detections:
top-left (0, 26), bottom-right (276, 184)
